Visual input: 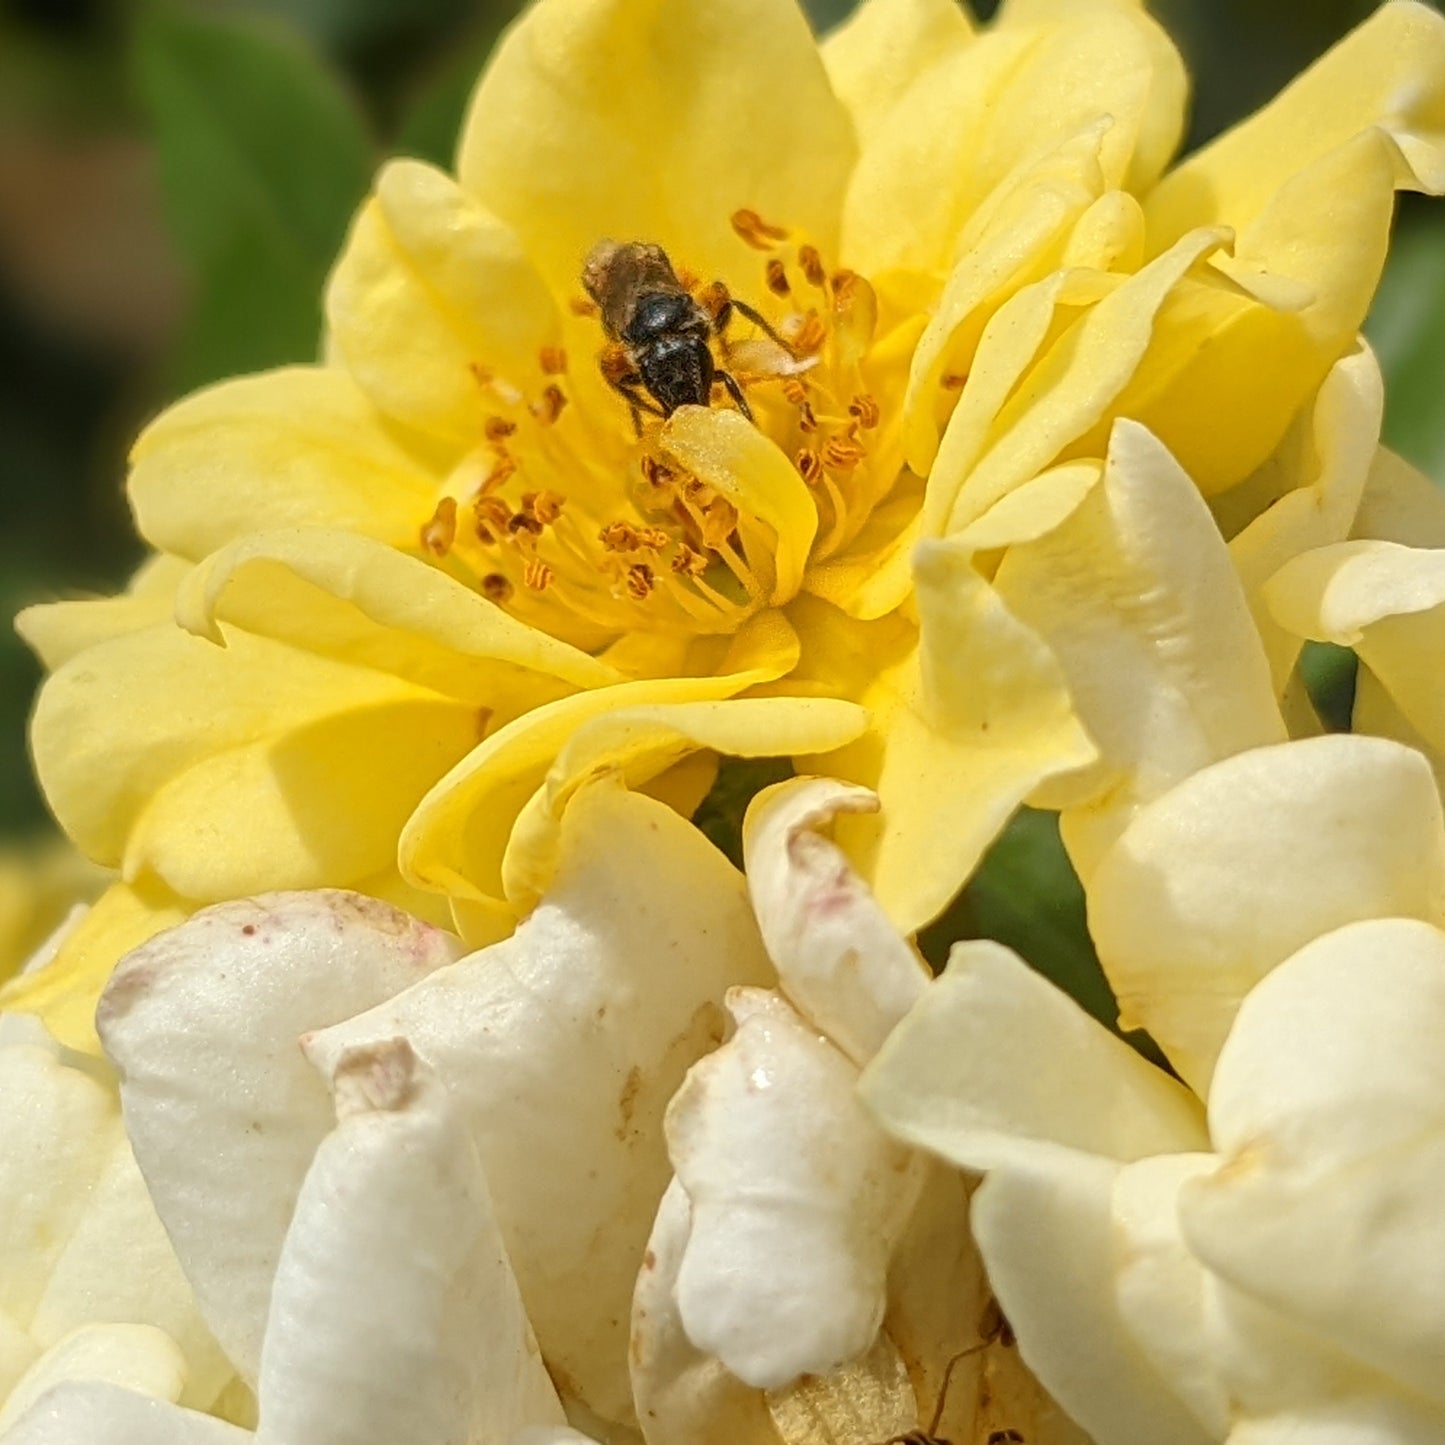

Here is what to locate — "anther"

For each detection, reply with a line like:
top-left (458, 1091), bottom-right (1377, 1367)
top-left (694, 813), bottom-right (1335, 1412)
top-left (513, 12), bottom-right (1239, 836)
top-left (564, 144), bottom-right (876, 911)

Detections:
top-left (700, 497), bottom-right (739, 549)
top-left (824, 435), bottom-right (865, 471)
top-left (485, 416), bottom-right (517, 442)
top-left (481, 573), bottom-right (514, 604)
top-left (421, 496), bottom-right (458, 557)
top-left (482, 454), bottom-right (517, 493)
top-left (941, 372), bottom-right (969, 391)
top-left (522, 489), bottom-right (566, 525)
top-left (849, 394), bottom-right (881, 429)
top-left (781, 378), bottom-right (809, 406)
top-left (765, 258), bottom-right (790, 298)
top-left (468, 362), bottom-right (495, 388)
top-left (475, 495), bottom-right (512, 537)
top-left (639, 454), bottom-right (673, 488)
top-left (569, 297), bottom-right (599, 318)
top-left (508, 512), bottom-right (544, 539)
top-left (625, 562), bottom-right (657, 600)
top-left (796, 398), bottom-right (819, 433)
top-left (539, 346), bottom-right (568, 375)
top-left (791, 313), bottom-right (827, 356)
top-left (830, 268), bottom-right (860, 303)
top-left (671, 543), bottom-right (708, 577)
top-left (796, 448), bottom-right (823, 483)
top-left (532, 384), bottom-right (568, 425)
top-left (731, 209), bottom-right (789, 250)
top-left (600, 521), bottom-right (641, 553)
top-left (797, 245), bottom-right (826, 287)
top-left (523, 559), bottom-right (554, 591)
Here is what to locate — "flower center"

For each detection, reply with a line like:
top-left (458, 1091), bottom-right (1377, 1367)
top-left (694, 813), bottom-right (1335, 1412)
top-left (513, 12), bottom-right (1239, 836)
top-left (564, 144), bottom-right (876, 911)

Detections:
top-left (423, 214), bottom-right (895, 659)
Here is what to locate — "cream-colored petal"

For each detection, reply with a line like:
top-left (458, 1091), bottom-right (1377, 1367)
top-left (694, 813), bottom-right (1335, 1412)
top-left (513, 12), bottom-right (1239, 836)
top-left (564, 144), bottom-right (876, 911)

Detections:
top-left (1227, 345), bottom-right (1383, 692)
top-left (1351, 447), bottom-right (1445, 548)
top-left (1226, 1396), bottom-right (1445, 1445)
top-left (306, 787), bottom-right (774, 1428)
top-left (1264, 539), bottom-right (1445, 755)
top-left (630, 1179), bottom-right (778, 1445)
top-left (1181, 918), bottom-right (1445, 1407)
top-left (0, 1046), bottom-right (115, 1327)
top-left (1088, 735), bottom-right (1445, 1094)
top-left (668, 987), bottom-right (924, 1390)
top-left (1112, 1155), bottom-right (1229, 1439)
top-left (971, 1154), bottom-right (1214, 1445)
top-left (0, 1383), bottom-right (247, 1445)
top-left (816, 546), bottom-right (1096, 934)
top-left (821, 0), bottom-right (972, 148)
top-left (994, 420), bottom-right (1285, 876)
top-left (127, 368), bottom-right (439, 561)
top-left (96, 891), bottom-right (463, 1387)
top-left (456, 0), bottom-right (855, 305)
top-left (325, 161), bottom-right (561, 443)
top-left (1352, 666), bottom-right (1445, 792)
top-left (862, 940), bottom-right (1205, 1169)
top-left (0, 1327), bottom-right (185, 1435)
top-left (502, 696), bottom-right (867, 915)
top-left (30, 1141), bottom-right (230, 1413)
top-left (740, 778), bottom-right (928, 1066)
top-left (255, 1040), bottom-right (561, 1445)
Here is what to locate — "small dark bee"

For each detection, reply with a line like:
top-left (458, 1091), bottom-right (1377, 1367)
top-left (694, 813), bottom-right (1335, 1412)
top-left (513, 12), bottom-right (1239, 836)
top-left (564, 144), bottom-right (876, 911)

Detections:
top-left (582, 239), bottom-right (789, 428)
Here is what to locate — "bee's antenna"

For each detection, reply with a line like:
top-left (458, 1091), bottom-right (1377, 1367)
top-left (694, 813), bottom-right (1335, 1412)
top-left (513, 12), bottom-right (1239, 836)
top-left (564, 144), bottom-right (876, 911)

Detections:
top-left (926, 1341), bottom-right (986, 1438)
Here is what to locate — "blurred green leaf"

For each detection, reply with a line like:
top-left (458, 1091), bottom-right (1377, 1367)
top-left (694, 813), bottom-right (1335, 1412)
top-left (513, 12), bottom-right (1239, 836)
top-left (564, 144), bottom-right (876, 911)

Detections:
top-left (133, 3), bottom-right (375, 387)
top-left (919, 808), bottom-right (1118, 1029)
top-left (693, 756), bottom-right (795, 870)
top-left (1367, 212), bottom-right (1445, 485)
top-left (1298, 640), bottom-right (1358, 733)
top-left (394, 25), bottom-right (503, 171)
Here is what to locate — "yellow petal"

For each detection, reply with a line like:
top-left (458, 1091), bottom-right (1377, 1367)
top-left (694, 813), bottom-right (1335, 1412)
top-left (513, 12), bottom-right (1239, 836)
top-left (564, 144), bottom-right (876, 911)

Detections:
top-left (821, 0), bottom-right (973, 148)
top-left (128, 367), bottom-right (439, 561)
top-left (401, 662), bottom-right (798, 923)
top-left (1226, 345), bottom-right (1383, 691)
top-left (30, 622), bottom-right (468, 888)
top-left (901, 125), bottom-right (1112, 475)
top-left (661, 407), bottom-right (818, 607)
top-left (1264, 539), bottom-right (1445, 756)
top-left (456, 0), bottom-right (855, 304)
top-left (842, 4), bottom-right (1183, 276)
top-left (325, 160), bottom-right (561, 444)
top-left (807, 547), bottom-right (1097, 933)
top-left (994, 420), bottom-right (1286, 877)
top-left (1144, 1), bottom-right (1445, 253)
top-left (926, 226), bottom-right (1226, 538)
top-left (0, 879), bottom-right (188, 1056)
top-left (502, 696), bottom-right (867, 913)
top-left (801, 473), bottom-right (926, 622)
top-left (1353, 665), bottom-right (1445, 794)
top-left (174, 526), bottom-right (616, 705)
top-left (16, 557), bottom-right (189, 673)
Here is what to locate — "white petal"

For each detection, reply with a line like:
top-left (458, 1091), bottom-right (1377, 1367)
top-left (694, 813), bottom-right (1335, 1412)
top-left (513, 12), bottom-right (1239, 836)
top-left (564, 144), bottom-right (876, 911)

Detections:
top-left (1181, 918), bottom-right (1445, 1407)
top-left (0, 1382), bottom-right (247, 1445)
top-left (1088, 734), bottom-right (1445, 1093)
top-left (0, 1326), bottom-right (185, 1434)
top-left (993, 419), bottom-right (1285, 878)
top-left (1226, 1395), bottom-right (1445, 1445)
top-left (630, 1179), bottom-right (774, 1445)
top-left (971, 1154), bottom-right (1215, 1445)
top-left (741, 778), bottom-right (928, 1065)
top-left (305, 787), bottom-right (774, 1427)
top-left (861, 940), bottom-right (1206, 1170)
top-left (668, 989), bottom-right (923, 1390)
top-left (255, 1039), bottom-right (559, 1445)
top-left (97, 891), bottom-right (463, 1384)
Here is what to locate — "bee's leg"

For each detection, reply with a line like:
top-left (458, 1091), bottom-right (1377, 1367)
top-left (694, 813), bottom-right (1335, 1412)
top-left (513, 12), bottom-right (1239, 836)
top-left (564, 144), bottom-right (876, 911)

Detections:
top-left (604, 371), bottom-right (666, 436)
top-left (727, 297), bottom-right (794, 354)
top-left (715, 369), bottom-right (753, 422)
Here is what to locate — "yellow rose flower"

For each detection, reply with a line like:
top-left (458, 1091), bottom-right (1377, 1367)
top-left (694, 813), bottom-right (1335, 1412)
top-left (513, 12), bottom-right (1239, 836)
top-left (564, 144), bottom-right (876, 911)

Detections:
top-left (12, 0), bottom-right (1445, 1050)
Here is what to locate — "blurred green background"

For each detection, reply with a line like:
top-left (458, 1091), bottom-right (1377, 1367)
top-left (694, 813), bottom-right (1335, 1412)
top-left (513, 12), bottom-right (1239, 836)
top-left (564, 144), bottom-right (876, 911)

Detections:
top-left (1, 0), bottom-right (1442, 854)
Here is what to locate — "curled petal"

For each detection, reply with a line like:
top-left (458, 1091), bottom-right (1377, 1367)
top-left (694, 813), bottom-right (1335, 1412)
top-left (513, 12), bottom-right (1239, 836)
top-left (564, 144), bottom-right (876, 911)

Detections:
top-left (0, 1382), bottom-right (246, 1445)
top-left (96, 891), bottom-right (462, 1386)
top-left (668, 988), bottom-right (924, 1391)
top-left (741, 777), bottom-right (928, 1065)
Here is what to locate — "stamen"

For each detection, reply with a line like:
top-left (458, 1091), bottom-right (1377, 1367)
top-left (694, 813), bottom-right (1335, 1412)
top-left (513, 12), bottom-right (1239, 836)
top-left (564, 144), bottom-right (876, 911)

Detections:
top-left (942, 372), bottom-right (969, 391)
top-left (539, 346), bottom-right (568, 375)
top-left (486, 416), bottom-right (517, 442)
top-left (508, 511), bottom-right (544, 539)
top-left (624, 563), bottom-right (656, 600)
top-left (569, 297), bottom-right (599, 318)
top-left (532, 384), bottom-right (568, 425)
top-left (523, 559), bottom-right (554, 591)
top-left (796, 448), bottom-right (823, 484)
top-left (481, 573), bottom-right (514, 603)
top-left (823, 434), bottom-right (866, 471)
top-left (475, 495), bottom-right (512, 540)
top-left (765, 259), bottom-right (790, 297)
top-left (791, 312), bottom-right (827, 356)
top-left (731, 209), bottom-right (789, 250)
top-left (671, 543), bottom-right (708, 578)
top-left (482, 453), bottom-right (517, 493)
top-left (523, 489), bottom-right (566, 525)
top-left (421, 496), bottom-right (458, 557)
top-left (849, 394), bottom-right (881, 429)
